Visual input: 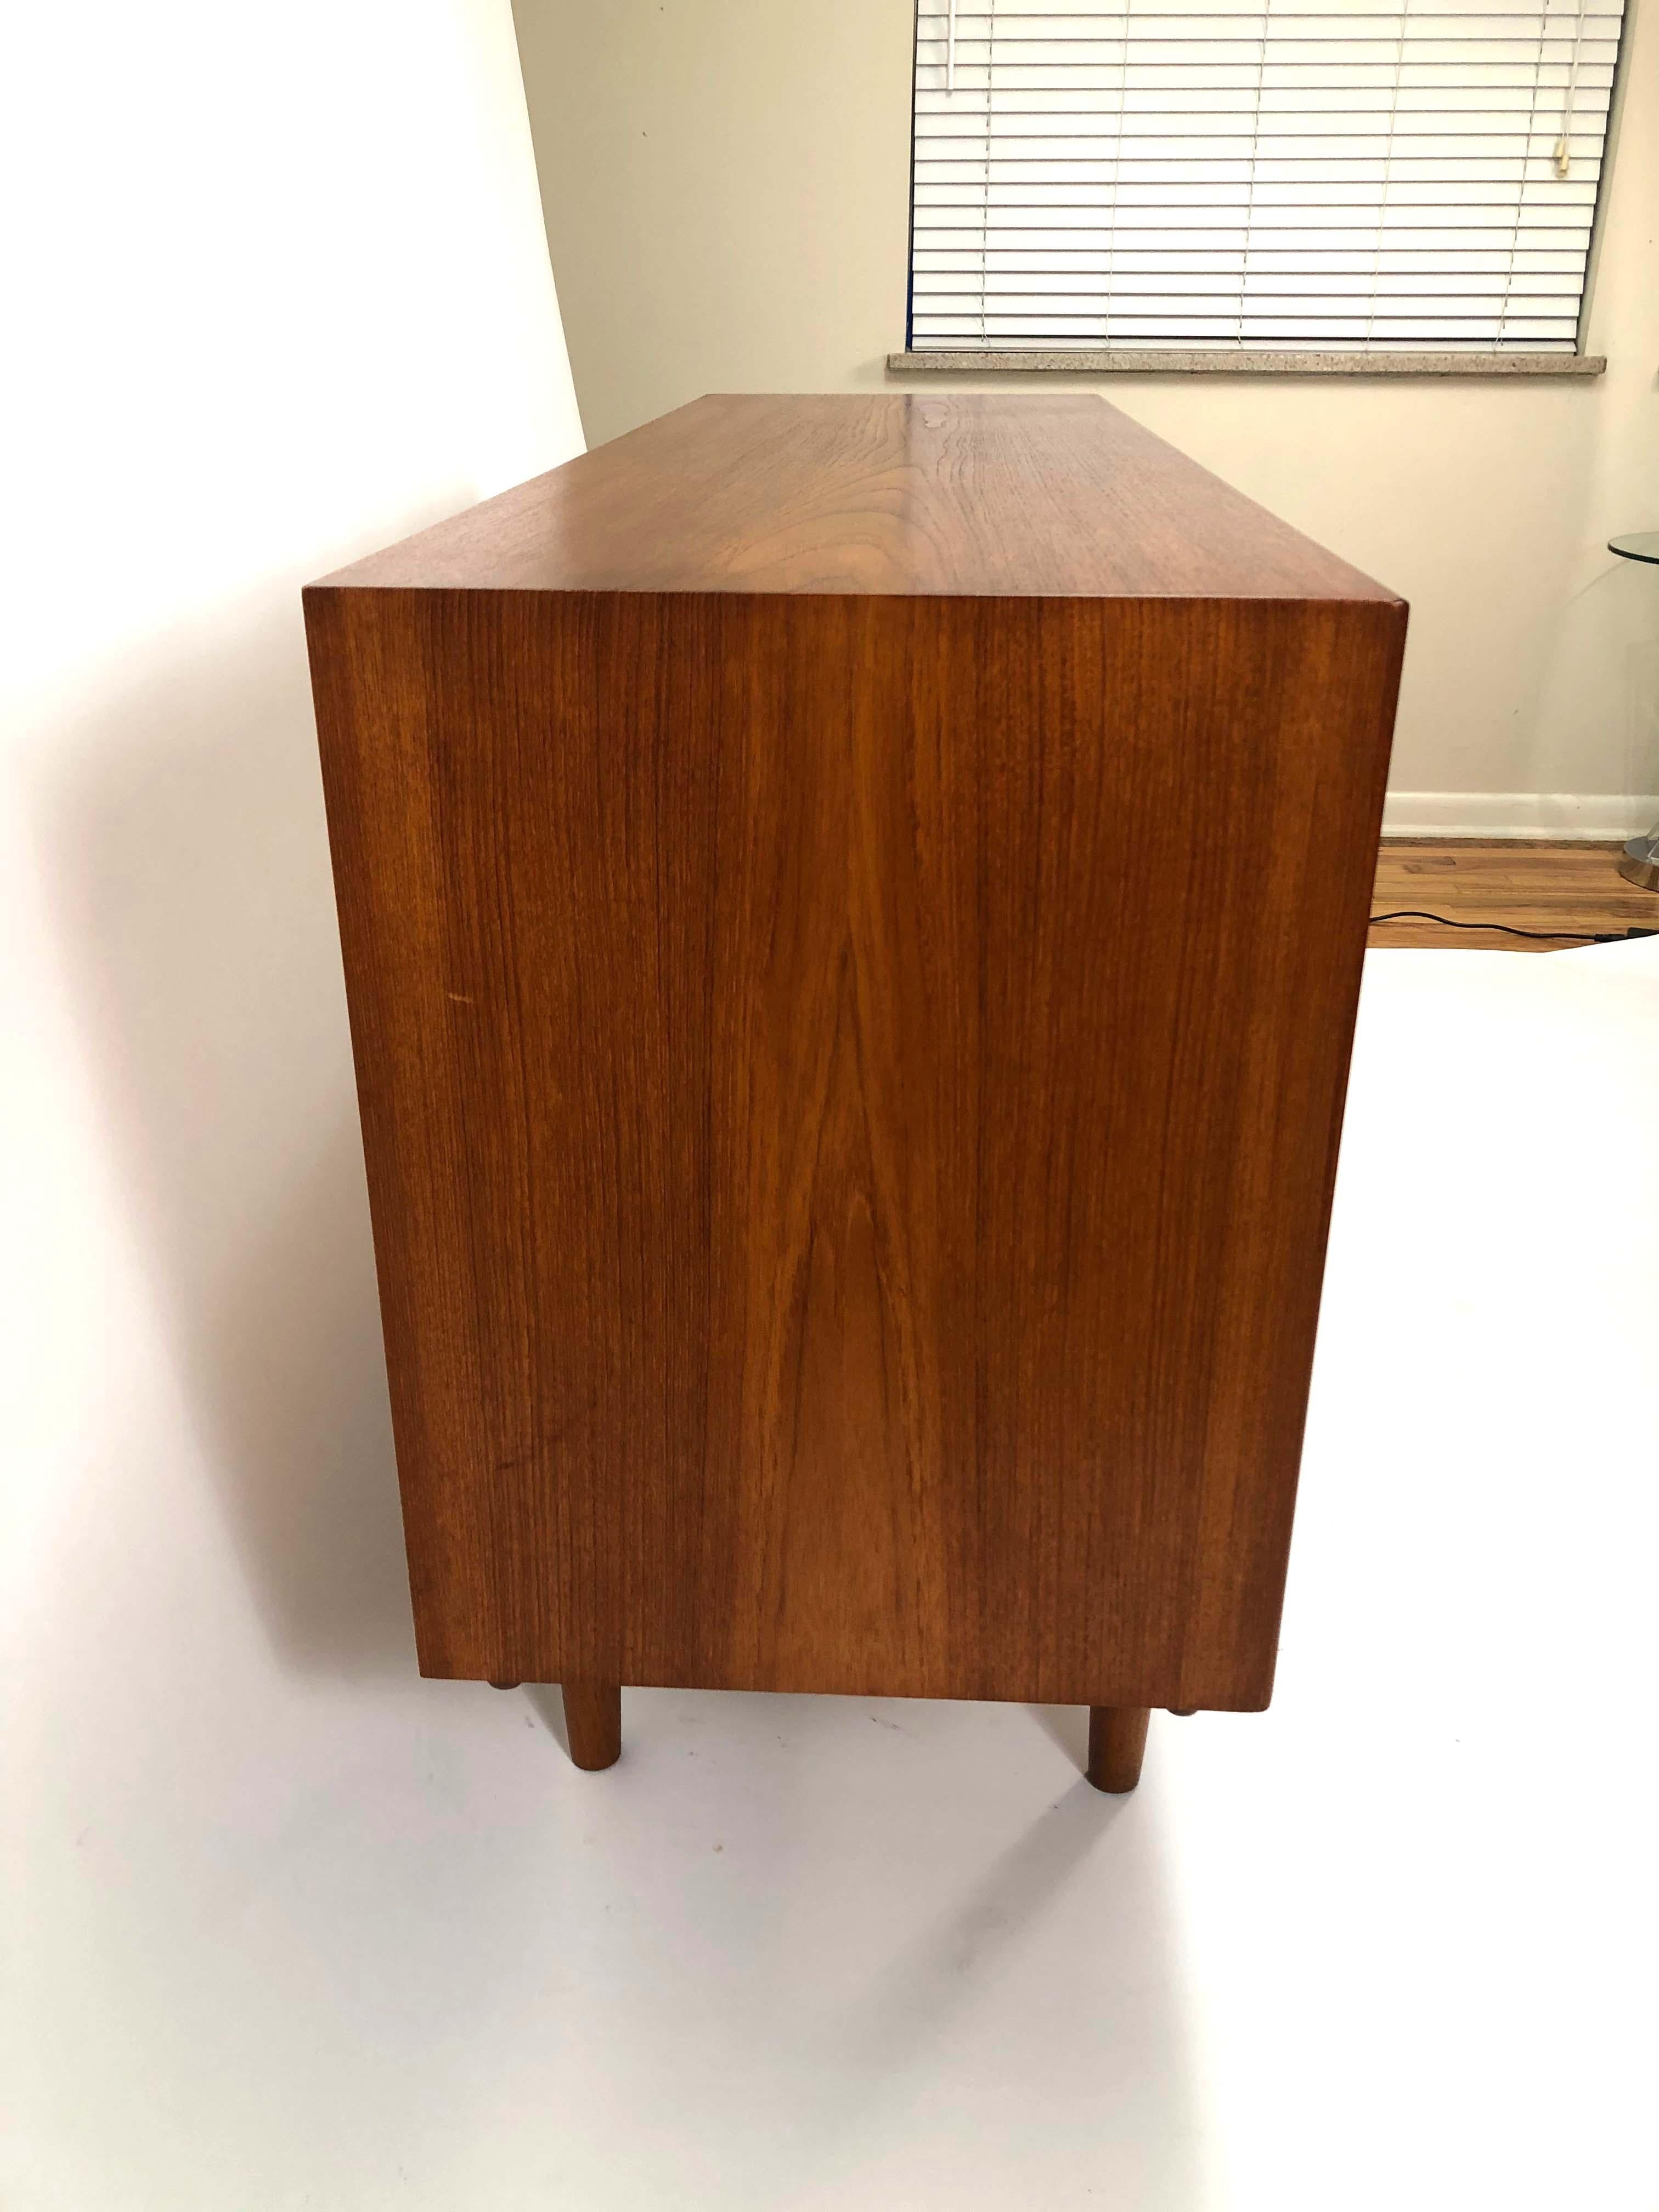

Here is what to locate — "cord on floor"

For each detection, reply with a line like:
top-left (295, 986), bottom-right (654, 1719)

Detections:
top-left (1369, 910), bottom-right (1657, 946)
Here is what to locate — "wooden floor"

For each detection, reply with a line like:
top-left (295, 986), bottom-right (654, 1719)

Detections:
top-left (1369, 839), bottom-right (1656, 951)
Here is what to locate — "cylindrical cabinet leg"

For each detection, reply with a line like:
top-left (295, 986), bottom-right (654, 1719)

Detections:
top-left (562, 1681), bottom-right (622, 1770)
top-left (1086, 1705), bottom-right (1151, 1793)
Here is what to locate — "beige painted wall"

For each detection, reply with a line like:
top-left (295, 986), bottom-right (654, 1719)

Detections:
top-left (512, 0), bottom-right (1659, 816)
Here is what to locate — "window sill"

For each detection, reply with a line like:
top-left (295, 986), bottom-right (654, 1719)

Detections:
top-left (888, 348), bottom-right (1606, 380)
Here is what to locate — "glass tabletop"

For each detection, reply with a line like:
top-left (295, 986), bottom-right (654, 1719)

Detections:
top-left (1609, 531), bottom-right (1659, 565)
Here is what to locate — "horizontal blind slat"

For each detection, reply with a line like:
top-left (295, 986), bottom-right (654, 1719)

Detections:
top-left (909, 0), bottom-right (1625, 352)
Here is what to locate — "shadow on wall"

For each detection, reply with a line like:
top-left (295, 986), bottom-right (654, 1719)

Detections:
top-left (33, 553), bottom-right (468, 1683)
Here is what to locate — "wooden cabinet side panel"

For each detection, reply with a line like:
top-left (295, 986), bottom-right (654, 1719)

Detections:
top-left (306, 585), bottom-right (505, 1676)
top-left (876, 595), bottom-right (1402, 1708)
top-left (307, 585), bottom-right (1402, 1706)
top-left (309, 586), bottom-right (733, 1686)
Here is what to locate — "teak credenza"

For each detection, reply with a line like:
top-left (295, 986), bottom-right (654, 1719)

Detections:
top-left (304, 393), bottom-right (1404, 1791)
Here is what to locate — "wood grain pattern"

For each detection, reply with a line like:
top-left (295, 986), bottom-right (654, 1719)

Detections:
top-left (305, 395), bottom-right (1406, 1719)
top-left (1371, 839), bottom-right (1655, 949)
top-left (314, 392), bottom-right (1397, 604)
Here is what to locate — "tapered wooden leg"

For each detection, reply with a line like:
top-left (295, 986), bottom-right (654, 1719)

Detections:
top-left (1087, 1705), bottom-right (1150, 1793)
top-left (562, 1681), bottom-right (622, 1771)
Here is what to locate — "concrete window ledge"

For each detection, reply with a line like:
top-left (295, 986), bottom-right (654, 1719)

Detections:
top-left (888, 348), bottom-right (1607, 379)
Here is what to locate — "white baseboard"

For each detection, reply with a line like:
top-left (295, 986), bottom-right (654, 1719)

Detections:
top-left (1381, 791), bottom-right (1659, 840)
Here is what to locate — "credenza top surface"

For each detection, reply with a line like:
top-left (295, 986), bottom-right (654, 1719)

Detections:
top-left (312, 393), bottom-right (1400, 605)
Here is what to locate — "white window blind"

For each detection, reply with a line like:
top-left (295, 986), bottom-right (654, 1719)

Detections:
top-left (909, 0), bottom-right (1626, 352)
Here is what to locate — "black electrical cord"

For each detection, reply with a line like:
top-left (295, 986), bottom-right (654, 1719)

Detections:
top-left (1369, 909), bottom-right (1655, 945)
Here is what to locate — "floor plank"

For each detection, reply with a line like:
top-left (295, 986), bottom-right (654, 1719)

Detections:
top-left (1369, 838), bottom-right (1657, 951)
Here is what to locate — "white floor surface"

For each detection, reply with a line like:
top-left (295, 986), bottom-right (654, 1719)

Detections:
top-left (8, 942), bottom-right (1658, 2210)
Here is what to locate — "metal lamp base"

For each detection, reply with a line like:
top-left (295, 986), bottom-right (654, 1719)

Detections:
top-left (1617, 825), bottom-right (1659, 893)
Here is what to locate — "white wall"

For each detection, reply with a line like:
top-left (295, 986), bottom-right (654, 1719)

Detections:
top-left (512, 0), bottom-right (1659, 828)
top-left (2, 6), bottom-right (579, 2172)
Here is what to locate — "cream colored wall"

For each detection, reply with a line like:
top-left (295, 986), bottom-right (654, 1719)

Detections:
top-left (513, 0), bottom-right (1659, 816)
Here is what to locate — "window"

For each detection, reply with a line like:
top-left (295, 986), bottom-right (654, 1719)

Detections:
top-left (907, 0), bottom-right (1626, 357)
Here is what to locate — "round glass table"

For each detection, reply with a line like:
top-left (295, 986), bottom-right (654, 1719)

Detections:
top-left (1610, 533), bottom-right (1659, 889)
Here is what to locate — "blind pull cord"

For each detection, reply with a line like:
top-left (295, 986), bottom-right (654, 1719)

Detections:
top-left (1555, 0), bottom-right (1589, 174)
